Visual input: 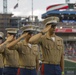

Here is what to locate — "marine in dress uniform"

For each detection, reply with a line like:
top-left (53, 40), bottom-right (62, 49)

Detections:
top-left (0, 32), bottom-right (4, 75)
top-left (0, 32), bottom-right (4, 44)
top-left (2, 28), bottom-right (19, 75)
top-left (7, 25), bottom-right (39, 75)
top-left (29, 17), bottom-right (64, 75)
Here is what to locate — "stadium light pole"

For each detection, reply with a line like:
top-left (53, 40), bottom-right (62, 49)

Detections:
top-left (32, 0), bottom-right (33, 23)
top-left (3, 0), bottom-right (7, 37)
top-left (65, 0), bottom-right (70, 3)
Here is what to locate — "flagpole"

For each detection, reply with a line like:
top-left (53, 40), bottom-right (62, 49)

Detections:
top-left (14, 0), bottom-right (19, 9)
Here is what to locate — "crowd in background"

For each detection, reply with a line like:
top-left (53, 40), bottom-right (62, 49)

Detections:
top-left (64, 41), bottom-right (76, 59)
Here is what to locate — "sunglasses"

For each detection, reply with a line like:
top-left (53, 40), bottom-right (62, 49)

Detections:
top-left (24, 30), bottom-right (34, 35)
top-left (51, 25), bottom-right (56, 28)
top-left (46, 22), bottom-right (57, 28)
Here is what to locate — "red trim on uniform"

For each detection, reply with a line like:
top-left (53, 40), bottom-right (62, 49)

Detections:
top-left (17, 68), bottom-right (20, 75)
top-left (41, 64), bottom-right (44, 75)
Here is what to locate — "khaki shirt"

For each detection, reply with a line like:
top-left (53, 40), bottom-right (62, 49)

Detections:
top-left (0, 45), bottom-right (5, 68)
top-left (36, 34), bottom-right (64, 65)
top-left (4, 48), bottom-right (19, 67)
top-left (13, 41), bottom-right (39, 67)
top-left (0, 54), bottom-right (4, 68)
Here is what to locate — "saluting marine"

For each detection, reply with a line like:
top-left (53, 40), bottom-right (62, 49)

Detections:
top-left (2, 28), bottom-right (19, 75)
top-left (0, 32), bottom-right (13, 75)
top-left (0, 32), bottom-right (4, 75)
top-left (29, 16), bottom-right (64, 75)
top-left (7, 25), bottom-right (39, 75)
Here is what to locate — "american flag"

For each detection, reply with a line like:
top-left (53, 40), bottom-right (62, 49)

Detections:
top-left (14, 3), bottom-right (18, 9)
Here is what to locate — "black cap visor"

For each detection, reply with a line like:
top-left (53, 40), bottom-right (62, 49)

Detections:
top-left (46, 22), bottom-right (58, 26)
top-left (23, 30), bottom-right (35, 35)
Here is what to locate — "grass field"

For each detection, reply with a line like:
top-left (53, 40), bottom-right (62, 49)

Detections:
top-left (64, 59), bottom-right (76, 75)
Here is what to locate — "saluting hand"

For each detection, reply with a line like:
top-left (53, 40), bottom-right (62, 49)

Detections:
top-left (6, 35), bottom-right (14, 42)
top-left (41, 25), bottom-right (51, 33)
top-left (20, 33), bottom-right (28, 39)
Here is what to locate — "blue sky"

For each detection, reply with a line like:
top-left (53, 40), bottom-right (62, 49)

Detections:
top-left (0, 0), bottom-right (76, 20)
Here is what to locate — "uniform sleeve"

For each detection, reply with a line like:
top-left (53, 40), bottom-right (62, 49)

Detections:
top-left (37, 50), bottom-right (40, 60)
top-left (61, 39), bottom-right (64, 54)
top-left (0, 45), bottom-right (5, 53)
top-left (35, 37), bottom-right (43, 45)
top-left (8, 42), bottom-right (22, 53)
top-left (32, 44), bottom-right (40, 59)
top-left (36, 52), bottom-right (39, 71)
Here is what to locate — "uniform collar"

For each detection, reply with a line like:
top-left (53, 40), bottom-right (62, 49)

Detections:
top-left (23, 40), bottom-right (28, 46)
top-left (45, 33), bottom-right (60, 43)
top-left (45, 33), bottom-right (56, 40)
top-left (23, 40), bottom-right (32, 48)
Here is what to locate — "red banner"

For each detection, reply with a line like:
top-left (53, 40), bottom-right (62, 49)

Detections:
top-left (55, 28), bottom-right (76, 33)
